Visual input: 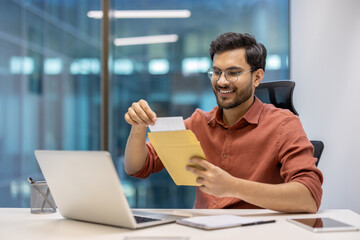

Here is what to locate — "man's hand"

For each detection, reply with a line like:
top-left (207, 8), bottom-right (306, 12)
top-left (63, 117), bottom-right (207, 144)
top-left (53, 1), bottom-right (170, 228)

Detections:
top-left (186, 157), bottom-right (236, 198)
top-left (124, 99), bottom-right (157, 127)
top-left (124, 99), bottom-right (157, 175)
top-left (186, 157), bottom-right (318, 213)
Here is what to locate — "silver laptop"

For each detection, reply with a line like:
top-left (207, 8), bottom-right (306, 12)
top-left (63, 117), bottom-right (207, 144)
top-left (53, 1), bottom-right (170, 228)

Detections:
top-left (34, 150), bottom-right (179, 229)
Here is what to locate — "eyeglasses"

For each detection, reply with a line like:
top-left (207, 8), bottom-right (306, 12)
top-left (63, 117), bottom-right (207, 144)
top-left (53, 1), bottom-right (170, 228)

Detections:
top-left (207, 67), bottom-right (255, 83)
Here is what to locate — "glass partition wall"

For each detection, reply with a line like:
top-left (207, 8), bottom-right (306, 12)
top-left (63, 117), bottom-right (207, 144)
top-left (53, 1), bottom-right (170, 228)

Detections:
top-left (0, 0), bottom-right (101, 207)
top-left (0, 0), bottom-right (289, 208)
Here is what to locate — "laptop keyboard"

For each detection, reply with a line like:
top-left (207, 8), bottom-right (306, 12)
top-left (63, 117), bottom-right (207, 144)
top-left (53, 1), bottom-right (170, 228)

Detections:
top-left (134, 215), bottom-right (161, 224)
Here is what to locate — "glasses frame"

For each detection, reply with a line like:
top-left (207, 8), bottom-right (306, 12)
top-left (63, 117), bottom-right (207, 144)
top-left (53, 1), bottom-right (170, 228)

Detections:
top-left (207, 67), bottom-right (256, 83)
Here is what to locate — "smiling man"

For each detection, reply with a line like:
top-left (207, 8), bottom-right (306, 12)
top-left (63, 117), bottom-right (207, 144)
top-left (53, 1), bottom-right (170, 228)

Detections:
top-left (124, 32), bottom-right (323, 213)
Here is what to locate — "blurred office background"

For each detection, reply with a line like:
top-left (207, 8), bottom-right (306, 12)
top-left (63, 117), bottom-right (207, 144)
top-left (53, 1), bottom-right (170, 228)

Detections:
top-left (4, 0), bottom-right (359, 214)
top-left (0, 0), bottom-right (289, 208)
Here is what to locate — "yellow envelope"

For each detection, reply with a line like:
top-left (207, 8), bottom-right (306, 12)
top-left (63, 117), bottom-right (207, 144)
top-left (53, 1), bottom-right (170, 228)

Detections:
top-left (148, 130), bottom-right (206, 186)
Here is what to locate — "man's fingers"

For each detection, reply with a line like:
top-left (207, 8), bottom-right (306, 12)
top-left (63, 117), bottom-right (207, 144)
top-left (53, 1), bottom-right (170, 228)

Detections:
top-left (139, 99), bottom-right (157, 123)
top-left (125, 100), bottom-right (156, 126)
top-left (131, 103), bottom-right (150, 124)
top-left (124, 112), bottom-right (138, 126)
top-left (127, 107), bottom-right (145, 125)
top-left (196, 177), bottom-right (206, 185)
top-left (132, 100), bottom-right (157, 125)
top-left (186, 165), bottom-right (207, 177)
top-left (189, 157), bottom-right (210, 171)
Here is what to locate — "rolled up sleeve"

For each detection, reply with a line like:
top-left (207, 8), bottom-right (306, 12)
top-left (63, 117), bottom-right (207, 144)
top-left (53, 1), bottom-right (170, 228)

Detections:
top-left (130, 142), bottom-right (165, 178)
top-left (278, 116), bottom-right (324, 209)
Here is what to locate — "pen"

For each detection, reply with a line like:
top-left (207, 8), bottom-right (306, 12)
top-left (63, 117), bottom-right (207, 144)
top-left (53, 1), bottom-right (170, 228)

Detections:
top-left (242, 220), bottom-right (276, 226)
top-left (28, 178), bottom-right (57, 211)
top-left (41, 188), bottom-right (51, 210)
top-left (27, 177), bottom-right (35, 184)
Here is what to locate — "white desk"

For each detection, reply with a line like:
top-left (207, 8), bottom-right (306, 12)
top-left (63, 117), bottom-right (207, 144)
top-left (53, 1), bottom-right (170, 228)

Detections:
top-left (1, 208), bottom-right (359, 240)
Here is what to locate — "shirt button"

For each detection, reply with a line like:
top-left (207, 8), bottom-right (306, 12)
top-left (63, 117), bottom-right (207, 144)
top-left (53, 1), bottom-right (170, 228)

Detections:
top-left (223, 154), bottom-right (227, 158)
top-left (212, 201), bottom-right (217, 205)
top-left (228, 130), bottom-right (232, 133)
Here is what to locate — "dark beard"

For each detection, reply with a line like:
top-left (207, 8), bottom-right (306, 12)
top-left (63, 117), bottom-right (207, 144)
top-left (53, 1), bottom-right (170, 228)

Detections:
top-left (214, 77), bottom-right (253, 109)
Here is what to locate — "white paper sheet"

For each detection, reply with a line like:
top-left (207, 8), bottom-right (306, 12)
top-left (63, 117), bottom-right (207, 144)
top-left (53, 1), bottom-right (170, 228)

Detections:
top-left (149, 117), bottom-right (185, 132)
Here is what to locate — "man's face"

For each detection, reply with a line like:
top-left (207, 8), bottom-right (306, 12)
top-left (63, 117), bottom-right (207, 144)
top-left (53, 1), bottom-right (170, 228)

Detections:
top-left (211, 48), bottom-right (255, 109)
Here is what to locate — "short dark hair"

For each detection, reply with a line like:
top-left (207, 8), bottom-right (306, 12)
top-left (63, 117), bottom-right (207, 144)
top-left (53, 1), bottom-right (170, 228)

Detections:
top-left (209, 32), bottom-right (267, 71)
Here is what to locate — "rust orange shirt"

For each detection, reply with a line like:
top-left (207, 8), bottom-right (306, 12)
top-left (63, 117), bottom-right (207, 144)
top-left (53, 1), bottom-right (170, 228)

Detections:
top-left (132, 97), bottom-right (323, 209)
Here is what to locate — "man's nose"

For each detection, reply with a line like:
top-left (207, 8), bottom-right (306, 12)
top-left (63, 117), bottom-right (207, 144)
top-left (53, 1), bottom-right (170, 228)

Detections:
top-left (217, 72), bottom-right (230, 86)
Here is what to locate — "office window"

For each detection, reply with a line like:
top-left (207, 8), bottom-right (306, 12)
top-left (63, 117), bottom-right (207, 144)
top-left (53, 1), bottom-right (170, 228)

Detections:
top-left (0, 0), bottom-right (101, 207)
top-left (0, 0), bottom-right (289, 208)
top-left (109, 0), bottom-right (290, 208)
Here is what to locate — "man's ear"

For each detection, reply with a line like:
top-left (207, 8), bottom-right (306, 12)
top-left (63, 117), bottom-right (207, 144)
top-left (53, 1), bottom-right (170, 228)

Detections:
top-left (253, 68), bottom-right (264, 87)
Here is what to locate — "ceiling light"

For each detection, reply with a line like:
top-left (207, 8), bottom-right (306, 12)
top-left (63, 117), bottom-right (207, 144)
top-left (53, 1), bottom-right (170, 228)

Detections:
top-left (114, 34), bottom-right (178, 46)
top-left (87, 10), bottom-right (191, 19)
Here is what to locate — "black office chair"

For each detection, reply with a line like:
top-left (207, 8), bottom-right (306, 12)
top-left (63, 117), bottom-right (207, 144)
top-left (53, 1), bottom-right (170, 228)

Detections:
top-left (255, 80), bottom-right (324, 166)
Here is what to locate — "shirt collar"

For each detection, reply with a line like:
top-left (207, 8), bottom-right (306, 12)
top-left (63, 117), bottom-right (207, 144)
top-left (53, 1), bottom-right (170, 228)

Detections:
top-left (207, 97), bottom-right (264, 129)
